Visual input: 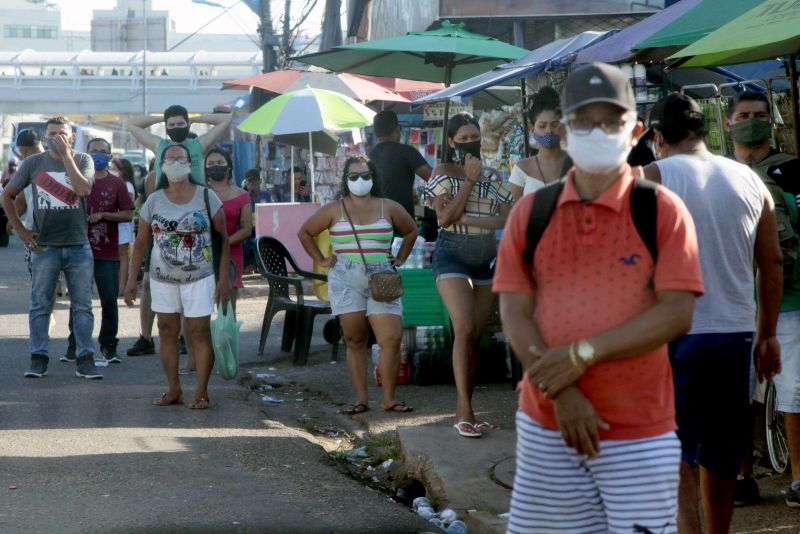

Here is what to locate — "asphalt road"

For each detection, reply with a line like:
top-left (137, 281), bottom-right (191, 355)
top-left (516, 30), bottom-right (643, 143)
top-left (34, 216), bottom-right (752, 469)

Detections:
top-left (0, 238), bottom-right (433, 534)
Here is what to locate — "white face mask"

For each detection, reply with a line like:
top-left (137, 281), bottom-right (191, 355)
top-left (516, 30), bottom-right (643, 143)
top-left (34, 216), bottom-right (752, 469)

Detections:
top-left (348, 177), bottom-right (373, 197)
top-left (163, 162), bottom-right (191, 183)
top-left (565, 122), bottom-right (635, 174)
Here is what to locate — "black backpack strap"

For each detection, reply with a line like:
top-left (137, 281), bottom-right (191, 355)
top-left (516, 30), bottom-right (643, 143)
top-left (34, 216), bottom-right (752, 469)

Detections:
top-left (630, 177), bottom-right (658, 263)
top-left (203, 187), bottom-right (221, 281)
top-left (524, 179), bottom-right (565, 268)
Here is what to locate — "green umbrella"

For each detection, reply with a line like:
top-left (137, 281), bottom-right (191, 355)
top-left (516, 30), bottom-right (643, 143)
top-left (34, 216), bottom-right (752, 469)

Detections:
top-left (669, 1), bottom-right (800, 67)
top-left (667, 0), bottom-right (800, 152)
top-left (239, 87), bottom-right (376, 199)
top-left (294, 20), bottom-right (528, 85)
top-left (634, 0), bottom-right (763, 60)
top-left (294, 20), bottom-right (527, 161)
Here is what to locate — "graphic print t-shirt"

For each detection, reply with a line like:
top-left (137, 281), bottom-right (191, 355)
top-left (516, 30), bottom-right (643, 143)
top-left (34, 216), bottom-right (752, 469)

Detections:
top-left (139, 187), bottom-right (222, 284)
top-left (10, 151), bottom-right (95, 246)
top-left (87, 173), bottom-right (135, 261)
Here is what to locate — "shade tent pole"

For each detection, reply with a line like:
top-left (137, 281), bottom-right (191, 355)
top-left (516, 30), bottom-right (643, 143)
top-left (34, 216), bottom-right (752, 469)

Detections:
top-left (309, 131), bottom-right (316, 199)
top-left (789, 54), bottom-right (800, 156)
top-left (521, 79), bottom-right (530, 158)
top-left (440, 65), bottom-right (453, 163)
top-left (290, 145), bottom-right (295, 203)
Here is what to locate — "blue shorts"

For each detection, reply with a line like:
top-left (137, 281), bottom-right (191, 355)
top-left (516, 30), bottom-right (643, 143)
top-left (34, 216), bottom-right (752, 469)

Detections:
top-left (431, 230), bottom-right (496, 285)
top-left (669, 332), bottom-right (753, 477)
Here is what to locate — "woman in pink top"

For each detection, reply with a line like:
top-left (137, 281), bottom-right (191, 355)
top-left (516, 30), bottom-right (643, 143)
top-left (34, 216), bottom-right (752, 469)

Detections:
top-left (204, 148), bottom-right (251, 300)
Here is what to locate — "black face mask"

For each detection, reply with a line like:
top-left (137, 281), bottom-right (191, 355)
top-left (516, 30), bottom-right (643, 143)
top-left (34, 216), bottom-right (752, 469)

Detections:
top-left (166, 126), bottom-right (190, 143)
top-left (206, 165), bottom-right (228, 182)
top-left (452, 140), bottom-right (481, 164)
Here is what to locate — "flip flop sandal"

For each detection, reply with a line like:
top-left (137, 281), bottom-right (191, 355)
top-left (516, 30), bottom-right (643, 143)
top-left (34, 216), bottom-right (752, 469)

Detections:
top-left (342, 403), bottom-right (369, 415)
top-left (153, 392), bottom-right (183, 406)
top-left (189, 397), bottom-right (211, 410)
top-left (475, 421), bottom-right (500, 431)
top-left (383, 402), bottom-right (413, 413)
top-left (178, 368), bottom-right (196, 375)
top-left (453, 421), bottom-right (482, 438)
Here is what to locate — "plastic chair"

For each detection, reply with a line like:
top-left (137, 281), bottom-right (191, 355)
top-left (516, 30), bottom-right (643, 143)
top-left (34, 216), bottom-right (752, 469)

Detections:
top-left (255, 236), bottom-right (340, 365)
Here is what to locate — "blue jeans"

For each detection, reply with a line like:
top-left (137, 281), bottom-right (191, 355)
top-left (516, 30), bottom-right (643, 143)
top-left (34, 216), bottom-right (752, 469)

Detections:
top-left (68, 259), bottom-right (119, 350)
top-left (30, 244), bottom-right (94, 358)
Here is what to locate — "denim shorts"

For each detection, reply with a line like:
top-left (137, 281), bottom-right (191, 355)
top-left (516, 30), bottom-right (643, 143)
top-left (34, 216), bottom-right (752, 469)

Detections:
top-left (431, 231), bottom-right (496, 285)
top-left (669, 332), bottom-right (753, 477)
top-left (327, 256), bottom-right (402, 317)
top-left (775, 310), bottom-right (800, 413)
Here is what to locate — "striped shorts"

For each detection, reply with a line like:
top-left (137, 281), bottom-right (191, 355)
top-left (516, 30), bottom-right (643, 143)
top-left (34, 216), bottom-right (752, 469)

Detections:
top-left (508, 411), bottom-right (680, 534)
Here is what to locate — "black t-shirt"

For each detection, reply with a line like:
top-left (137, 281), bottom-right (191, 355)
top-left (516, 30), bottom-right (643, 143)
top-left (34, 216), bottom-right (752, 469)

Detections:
top-left (369, 141), bottom-right (428, 217)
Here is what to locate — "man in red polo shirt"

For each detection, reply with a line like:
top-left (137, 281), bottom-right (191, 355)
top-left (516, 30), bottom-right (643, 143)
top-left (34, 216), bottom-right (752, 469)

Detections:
top-left (494, 63), bottom-right (704, 534)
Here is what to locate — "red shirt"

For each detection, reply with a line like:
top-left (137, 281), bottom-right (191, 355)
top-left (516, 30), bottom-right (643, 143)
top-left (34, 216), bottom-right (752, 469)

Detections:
top-left (87, 173), bottom-right (134, 261)
top-left (494, 166), bottom-right (704, 440)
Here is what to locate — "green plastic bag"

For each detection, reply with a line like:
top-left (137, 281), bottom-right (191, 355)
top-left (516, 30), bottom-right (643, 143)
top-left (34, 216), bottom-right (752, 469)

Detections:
top-left (210, 301), bottom-right (242, 380)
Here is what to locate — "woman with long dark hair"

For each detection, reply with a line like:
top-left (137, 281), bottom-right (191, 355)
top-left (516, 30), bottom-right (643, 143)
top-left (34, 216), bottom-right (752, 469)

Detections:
top-left (112, 157), bottom-right (137, 295)
top-left (509, 87), bottom-right (570, 202)
top-left (425, 112), bottom-right (513, 438)
top-left (123, 144), bottom-right (231, 409)
top-left (298, 156), bottom-right (418, 415)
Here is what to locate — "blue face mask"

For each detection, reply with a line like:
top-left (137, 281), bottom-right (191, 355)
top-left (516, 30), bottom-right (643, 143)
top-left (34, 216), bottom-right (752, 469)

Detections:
top-left (530, 132), bottom-right (561, 149)
top-left (91, 152), bottom-right (111, 171)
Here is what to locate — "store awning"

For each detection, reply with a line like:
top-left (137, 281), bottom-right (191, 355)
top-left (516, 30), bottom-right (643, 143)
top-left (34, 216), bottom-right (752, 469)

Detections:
top-left (575, 0), bottom-right (703, 64)
top-left (411, 31), bottom-right (616, 107)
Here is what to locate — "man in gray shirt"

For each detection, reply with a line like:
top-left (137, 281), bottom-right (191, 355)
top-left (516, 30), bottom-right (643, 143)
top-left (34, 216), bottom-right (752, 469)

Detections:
top-left (0, 117), bottom-right (103, 380)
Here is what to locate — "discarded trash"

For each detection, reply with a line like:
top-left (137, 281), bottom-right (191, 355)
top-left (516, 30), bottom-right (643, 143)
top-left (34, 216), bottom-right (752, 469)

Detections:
top-left (439, 508), bottom-right (458, 524)
top-left (260, 395), bottom-right (284, 404)
top-left (412, 497), bottom-right (430, 511)
top-left (428, 518), bottom-right (444, 529)
top-left (8, 485), bottom-right (17, 490)
top-left (255, 373), bottom-right (277, 379)
top-left (268, 367), bottom-right (277, 371)
top-left (344, 446), bottom-right (369, 459)
top-left (497, 512), bottom-right (510, 520)
top-left (258, 385), bottom-right (274, 391)
top-left (444, 520), bottom-right (468, 534)
top-left (415, 504), bottom-right (438, 521)
top-left (381, 459), bottom-right (394, 470)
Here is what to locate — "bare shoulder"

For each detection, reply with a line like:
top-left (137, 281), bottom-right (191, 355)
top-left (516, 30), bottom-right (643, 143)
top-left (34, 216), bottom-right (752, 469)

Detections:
top-left (432, 163), bottom-right (463, 178)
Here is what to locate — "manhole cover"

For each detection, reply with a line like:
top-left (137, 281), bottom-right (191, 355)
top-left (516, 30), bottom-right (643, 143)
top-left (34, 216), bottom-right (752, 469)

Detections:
top-left (491, 456), bottom-right (515, 490)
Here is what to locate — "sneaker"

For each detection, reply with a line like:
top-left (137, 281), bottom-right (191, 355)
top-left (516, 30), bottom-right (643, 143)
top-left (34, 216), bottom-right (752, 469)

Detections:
top-left (179, 335), bottom-right (187, 355)
top-left (126, 335), bottom-right (155, 356)
top-left (734, 475), bottom-right (760, 506)
top-left (75, 355), bottom-right (103, 380)
top-left (787, 483), bottom-right (800, 508)
top-left (101, 345), bottom-right (122, 364)
top-left (60, 346), bottom-right (77, 363)
top-left (24, 354), bottom-right (49, 378)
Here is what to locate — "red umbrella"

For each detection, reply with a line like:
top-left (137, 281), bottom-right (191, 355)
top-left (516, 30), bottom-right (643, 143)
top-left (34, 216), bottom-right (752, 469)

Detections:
top-left (352, 75), bottom-right (445, 101)
top-left (223, 69), bottom-right (409, 102)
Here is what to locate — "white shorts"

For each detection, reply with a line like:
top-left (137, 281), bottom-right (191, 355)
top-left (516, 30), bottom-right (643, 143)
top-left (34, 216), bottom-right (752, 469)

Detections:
top-left (775, 310), bottom-right (800, 412)
top-left (150, 276), bottom-right (215, 318)
top-left (118, 222), bottom-right (134, 245)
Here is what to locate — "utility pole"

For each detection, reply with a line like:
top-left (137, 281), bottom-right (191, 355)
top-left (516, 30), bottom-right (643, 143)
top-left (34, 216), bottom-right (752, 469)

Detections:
top-left (260, 0), bottom-right (276, 73)
top-left (281, 0), bottom-right (292, 68)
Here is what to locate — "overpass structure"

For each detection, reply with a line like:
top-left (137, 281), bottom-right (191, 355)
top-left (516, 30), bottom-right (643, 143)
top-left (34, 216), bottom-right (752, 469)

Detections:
top-left (0, 50), bottom-right (261, 114)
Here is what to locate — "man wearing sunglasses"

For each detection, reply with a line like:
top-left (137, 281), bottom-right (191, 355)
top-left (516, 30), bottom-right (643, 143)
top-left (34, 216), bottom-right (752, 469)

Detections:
top-left (495, 63), bottom-right (704, 533)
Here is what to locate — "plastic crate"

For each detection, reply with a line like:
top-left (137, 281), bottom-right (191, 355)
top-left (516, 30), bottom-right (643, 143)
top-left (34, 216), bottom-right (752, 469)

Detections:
top-left (399, 268), bottom-right (452, 344)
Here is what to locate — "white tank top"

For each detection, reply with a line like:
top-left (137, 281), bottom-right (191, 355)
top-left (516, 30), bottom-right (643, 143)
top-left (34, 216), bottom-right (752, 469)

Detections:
top-left (657, 153), bottom-right (770, 334)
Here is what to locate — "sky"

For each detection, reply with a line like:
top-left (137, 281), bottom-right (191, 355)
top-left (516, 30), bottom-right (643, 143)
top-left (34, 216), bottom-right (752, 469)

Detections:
top-left (54, 0), bottom-right (325, 36)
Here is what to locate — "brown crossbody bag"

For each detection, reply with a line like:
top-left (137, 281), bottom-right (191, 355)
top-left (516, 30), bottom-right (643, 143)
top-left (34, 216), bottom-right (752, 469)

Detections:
top-left (340, 199), bottom-right (404, 302)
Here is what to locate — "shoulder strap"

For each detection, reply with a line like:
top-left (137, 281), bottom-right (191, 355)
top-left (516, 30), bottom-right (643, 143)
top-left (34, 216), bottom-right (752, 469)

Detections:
top-left (630, 177), bottom-right (659, 263)
top-left (204, 187), bottom-right (221, 280)
top-left (340, 199), bottom-right (369, 271)
top-left (524, 179), bottom-right (565, 267)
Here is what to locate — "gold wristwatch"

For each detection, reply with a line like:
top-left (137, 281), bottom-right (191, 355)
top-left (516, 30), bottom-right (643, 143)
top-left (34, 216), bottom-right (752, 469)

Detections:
top-left (576, 339), bottom-right (596, 366)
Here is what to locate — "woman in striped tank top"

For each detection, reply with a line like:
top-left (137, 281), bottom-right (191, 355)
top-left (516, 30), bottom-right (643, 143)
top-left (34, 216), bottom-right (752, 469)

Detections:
top-left (299, 156), bottom-right (418, 415)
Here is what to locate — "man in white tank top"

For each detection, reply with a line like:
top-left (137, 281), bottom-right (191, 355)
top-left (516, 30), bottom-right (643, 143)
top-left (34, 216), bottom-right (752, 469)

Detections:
top-left (644, 93), bottom-right (783, 534)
